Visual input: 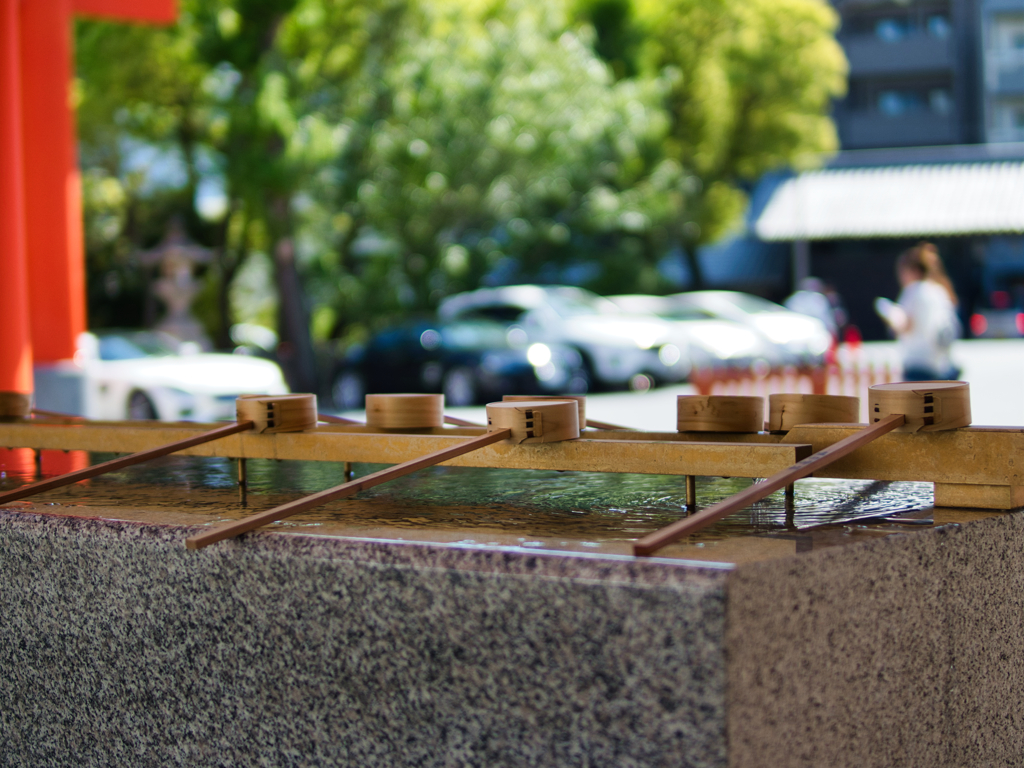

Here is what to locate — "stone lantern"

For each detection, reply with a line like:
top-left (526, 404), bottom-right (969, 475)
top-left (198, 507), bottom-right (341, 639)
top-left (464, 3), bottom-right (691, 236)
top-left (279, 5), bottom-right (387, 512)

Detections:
top-left (138, 218), bottom-right (214, 349)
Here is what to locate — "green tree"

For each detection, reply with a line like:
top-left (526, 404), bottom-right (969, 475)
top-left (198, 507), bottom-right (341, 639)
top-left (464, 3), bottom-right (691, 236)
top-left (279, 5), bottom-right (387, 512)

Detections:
top-left (326, 0), bottom-right (697, 326)
top-left (77, 0), bottom-right (411, 391)
top-left (76, 0), bottom-right (846, 389)
top-left (76, 13), bottom-right (216, 330)
top-left (579, 0), bottom-right (847, 286)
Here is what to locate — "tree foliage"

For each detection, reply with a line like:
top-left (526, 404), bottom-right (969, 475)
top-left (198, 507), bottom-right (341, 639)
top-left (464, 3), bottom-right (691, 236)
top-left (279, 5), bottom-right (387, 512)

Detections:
top-left (579, 0), bottom-right (846, 280)
top-left (77, 0), bottom-right (410, 389)
top-left (75, 0), bottom-right (847, 389)
top-left (345, 2), bottom-right (688, 310)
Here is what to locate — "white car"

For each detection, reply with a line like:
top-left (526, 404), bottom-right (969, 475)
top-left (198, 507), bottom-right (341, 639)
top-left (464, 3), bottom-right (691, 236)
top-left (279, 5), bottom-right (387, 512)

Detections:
top-left (666, 291), bottom-right (833, 365)
top-left (77, 330), bottom-right (289, 421)
top-left (438, 285), bottom-right (692, 389)
top-left (607, 294), bottom-right (772, 371)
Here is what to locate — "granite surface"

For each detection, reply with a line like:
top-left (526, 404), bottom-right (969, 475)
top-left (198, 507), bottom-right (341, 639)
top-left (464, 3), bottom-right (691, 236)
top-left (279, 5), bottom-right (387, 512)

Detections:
top-left (6, 506), bottom-right (1024, 767)
top-left (0, 510), bottom-right (729, 768)
top-left (727, 514), bottom-right (1024, 768)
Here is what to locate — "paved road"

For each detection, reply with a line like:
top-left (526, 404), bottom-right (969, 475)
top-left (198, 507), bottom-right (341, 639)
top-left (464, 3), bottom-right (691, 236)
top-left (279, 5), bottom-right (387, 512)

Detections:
top-left (947, 339), bottom-right (1024, 426)
top-left (436, 339), bottom-right (1024, 430)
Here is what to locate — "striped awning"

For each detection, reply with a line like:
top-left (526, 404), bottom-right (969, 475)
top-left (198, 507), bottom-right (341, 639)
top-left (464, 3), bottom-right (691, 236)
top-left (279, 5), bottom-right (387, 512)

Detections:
top-left (755, 161), bottom-right (1024, 240)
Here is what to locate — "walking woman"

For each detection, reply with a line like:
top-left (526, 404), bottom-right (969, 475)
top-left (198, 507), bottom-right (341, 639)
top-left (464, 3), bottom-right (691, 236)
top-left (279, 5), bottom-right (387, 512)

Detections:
top-left (875, 242), bottom-right (962, 381)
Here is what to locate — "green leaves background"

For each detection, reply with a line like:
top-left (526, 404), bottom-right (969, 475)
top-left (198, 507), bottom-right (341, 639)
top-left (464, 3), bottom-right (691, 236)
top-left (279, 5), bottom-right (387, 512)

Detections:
top-left (75, 0), bottom-right (846, 387)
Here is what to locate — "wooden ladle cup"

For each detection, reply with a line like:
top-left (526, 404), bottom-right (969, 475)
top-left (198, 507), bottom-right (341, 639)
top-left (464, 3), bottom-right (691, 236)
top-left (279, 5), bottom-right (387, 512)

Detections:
top-left (634, 382), bottom-right (971, 557)
top-left (185, 399), bottom-right (581, 549)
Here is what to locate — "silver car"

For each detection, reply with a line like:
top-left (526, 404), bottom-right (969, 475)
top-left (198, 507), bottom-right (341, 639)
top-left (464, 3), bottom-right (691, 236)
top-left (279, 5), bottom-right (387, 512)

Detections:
top-left (666, 291), bottom-right (833, 365)
top-left (607, 294), bottom-right (773, 371)
top-left (439, 285), bottom-right (692, 390)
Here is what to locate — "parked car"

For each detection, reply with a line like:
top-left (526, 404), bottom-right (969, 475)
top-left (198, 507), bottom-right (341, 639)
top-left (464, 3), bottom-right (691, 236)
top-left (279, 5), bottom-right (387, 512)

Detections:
top-left (970, 308), bottom-right (1023, 338)
top-left (664, 291), bottom-right (833, 365)
top-left (968, 292), bottom-right (1021, 339)
top-left (77, 330), bottom-right (289, 421)
top-left (606, 294), bottom-right (772, 372)
top-left (438, 285), bottom-right (692, 390)
top-left (330, 318), bottom-right (587, 410)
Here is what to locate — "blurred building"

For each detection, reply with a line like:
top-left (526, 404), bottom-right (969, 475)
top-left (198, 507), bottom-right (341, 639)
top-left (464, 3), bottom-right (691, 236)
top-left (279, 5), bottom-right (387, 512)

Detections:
top-left (740, 0), bottom-right (1024, 340)
top-left (833, 0), bottom-right (981, 148)
top-left (981, 0), bottom-right (1024, 144)
top-left (832, 0), bottom-right (1024, 148)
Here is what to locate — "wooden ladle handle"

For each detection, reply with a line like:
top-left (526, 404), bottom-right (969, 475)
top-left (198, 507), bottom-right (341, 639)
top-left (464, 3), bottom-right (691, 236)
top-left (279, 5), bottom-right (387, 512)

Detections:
top-left (633, 414), bottom-right (906, 557)
top-left (318, 413), bottom-right (363, 425)
top-left (443, 415), bottom-right (483, 427)
top-left (186, 399), bottom-right (584, 549)
top-left (0, 420), bottom-right (254, 506)
top-left (585, 418), bottom-right (630, 430)
top-left (185, 428), bottom-right (512, 549)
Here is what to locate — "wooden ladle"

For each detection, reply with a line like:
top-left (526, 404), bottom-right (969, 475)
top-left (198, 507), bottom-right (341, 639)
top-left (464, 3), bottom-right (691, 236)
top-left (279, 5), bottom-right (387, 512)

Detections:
top-left (634, 382), bottom-right (971, 557)
top-left (502, 394), bottom-right (629, 431)
top-left (0, 394), bottom-right (317, 507)
top-left (185, 397), bottom-right (581, 549)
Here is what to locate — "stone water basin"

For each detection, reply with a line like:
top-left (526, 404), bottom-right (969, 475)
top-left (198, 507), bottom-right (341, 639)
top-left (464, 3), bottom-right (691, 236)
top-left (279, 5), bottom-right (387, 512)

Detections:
top-left (1, 450), bottom-right (1021, 767)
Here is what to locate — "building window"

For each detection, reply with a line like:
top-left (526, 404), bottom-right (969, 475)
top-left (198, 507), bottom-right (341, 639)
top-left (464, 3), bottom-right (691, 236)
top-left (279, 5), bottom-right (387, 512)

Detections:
top-left (876, 87), bottom-right (952, 116)
top-left (991, 99), bottom-right (1024, 141)
top-left (850, 4), bottom-right (952, 42)
top-left (875, 18), bottom-right (910, 42)
top-left (984, 13), bottom-right (1024, 142)
top-left (879, 90), bottom-right (918, 115)
top-left (929, 89), bottom-right (953, 114)
top-left (927, 15), bottom-right (951, 39)
top-left (992, 14), bottom-right (1024, 53)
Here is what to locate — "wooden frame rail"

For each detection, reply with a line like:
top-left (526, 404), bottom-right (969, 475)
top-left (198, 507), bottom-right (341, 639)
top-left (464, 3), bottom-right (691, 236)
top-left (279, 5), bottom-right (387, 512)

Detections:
top-left (3, 419), bottom-right (1024, 509)
top-left (0, 420), bottom-right (810, 479)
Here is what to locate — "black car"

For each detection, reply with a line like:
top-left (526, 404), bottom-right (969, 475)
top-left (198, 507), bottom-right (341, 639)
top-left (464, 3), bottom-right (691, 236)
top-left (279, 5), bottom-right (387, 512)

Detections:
top-left (330, 319), bottom-right (586, 410)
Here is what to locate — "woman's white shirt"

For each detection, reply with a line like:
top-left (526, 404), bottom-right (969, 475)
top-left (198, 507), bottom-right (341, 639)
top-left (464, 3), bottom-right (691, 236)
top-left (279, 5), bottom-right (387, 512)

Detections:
top-left (897, 279), bottom-right (957, 372)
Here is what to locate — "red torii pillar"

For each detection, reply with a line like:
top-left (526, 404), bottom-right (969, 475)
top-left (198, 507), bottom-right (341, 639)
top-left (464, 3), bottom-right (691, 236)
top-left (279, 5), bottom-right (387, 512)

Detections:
top-left (0, 0), bottom-right (175, 416)
top-left (0, 0), bottom-right (32, 417)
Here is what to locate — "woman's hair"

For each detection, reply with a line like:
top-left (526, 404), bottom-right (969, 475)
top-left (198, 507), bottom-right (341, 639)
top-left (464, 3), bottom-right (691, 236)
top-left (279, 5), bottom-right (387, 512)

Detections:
top-left (897, 241), bottom-right (958, 305)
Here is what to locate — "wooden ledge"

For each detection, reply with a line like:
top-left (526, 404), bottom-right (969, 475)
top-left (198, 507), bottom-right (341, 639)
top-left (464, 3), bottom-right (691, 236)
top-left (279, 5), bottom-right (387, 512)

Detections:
top-left (0, 420), bottom-right (809, 479)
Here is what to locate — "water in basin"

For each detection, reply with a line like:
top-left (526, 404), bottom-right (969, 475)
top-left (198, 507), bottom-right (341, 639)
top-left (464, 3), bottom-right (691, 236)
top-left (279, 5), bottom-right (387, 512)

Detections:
top-left (0, 452), bottom-right (950, 563)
